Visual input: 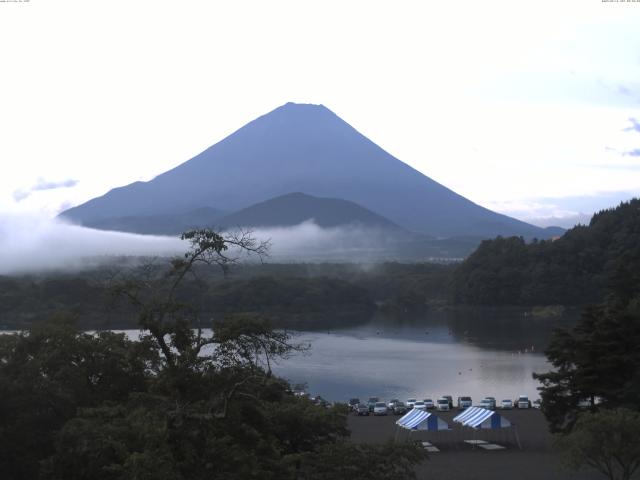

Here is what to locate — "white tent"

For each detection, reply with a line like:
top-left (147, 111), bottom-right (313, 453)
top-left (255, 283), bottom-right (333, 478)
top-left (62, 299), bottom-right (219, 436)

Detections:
top-left (396, 408), bottom-right (450, 431)
top-left (453, 406), bottom-right (512, 429)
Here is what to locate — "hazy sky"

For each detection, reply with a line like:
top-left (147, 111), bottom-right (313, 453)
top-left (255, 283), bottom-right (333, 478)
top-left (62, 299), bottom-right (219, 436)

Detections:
top-left (1, 0), bottom-right (639, 227)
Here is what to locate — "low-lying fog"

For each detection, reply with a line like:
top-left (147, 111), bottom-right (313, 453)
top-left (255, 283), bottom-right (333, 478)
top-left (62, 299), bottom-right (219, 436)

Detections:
top-left (0, 216), bottom-right (400, 274)
top-left (0, 214), bottom-right (184, 274)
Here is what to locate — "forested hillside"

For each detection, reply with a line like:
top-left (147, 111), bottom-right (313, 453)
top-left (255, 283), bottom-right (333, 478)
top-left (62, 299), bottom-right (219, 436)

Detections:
top-left (452, 199), bottom-right (640, 305)
top-left (0, 263), bottom-right (453, 330)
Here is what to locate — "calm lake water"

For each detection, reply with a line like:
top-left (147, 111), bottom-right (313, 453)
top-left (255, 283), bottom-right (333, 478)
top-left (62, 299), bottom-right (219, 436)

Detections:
top-left (270, 310), bottom-right (577, 403)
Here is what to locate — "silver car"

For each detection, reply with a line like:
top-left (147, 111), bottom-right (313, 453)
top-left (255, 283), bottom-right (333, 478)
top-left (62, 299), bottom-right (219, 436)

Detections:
top-left (436, 398), bottom-right (450, 411)
top-left (479, 397), bottom-right (495, 410)
top-left (457, 396), bottom-right (472, 410)
top-left (413, 400), bottom-right (427, 410)
top-left (393, 401), bottom-right (408, 415)
top-left (373, 402), bottom-right (388, 415)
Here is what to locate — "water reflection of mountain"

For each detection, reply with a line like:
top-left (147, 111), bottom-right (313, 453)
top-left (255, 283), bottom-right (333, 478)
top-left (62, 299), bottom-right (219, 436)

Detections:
top-left (366, 307), bottom-right (582, 352)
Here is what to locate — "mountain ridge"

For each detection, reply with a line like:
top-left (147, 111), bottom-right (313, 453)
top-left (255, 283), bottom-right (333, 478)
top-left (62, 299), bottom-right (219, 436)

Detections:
top-left (217, 192), bottom-right (407, 232)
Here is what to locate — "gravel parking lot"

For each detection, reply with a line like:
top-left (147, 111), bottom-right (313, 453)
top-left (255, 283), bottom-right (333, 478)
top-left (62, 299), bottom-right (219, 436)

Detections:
top-left (348, 409), bottom-right (601, 480)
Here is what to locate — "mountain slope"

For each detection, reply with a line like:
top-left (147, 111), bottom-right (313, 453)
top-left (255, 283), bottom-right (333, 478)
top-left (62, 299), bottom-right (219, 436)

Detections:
top-left (60, 102), bottom-right (556, 238)
top-left (76, 207), bottom-right (224, 235)
top-left (217, 192), bottom-right (406, 231)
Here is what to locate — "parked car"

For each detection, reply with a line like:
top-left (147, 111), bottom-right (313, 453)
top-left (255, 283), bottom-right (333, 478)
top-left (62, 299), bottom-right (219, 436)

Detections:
top-left (355, 403), bottom-right (370, 416)
top-left (436, 397), bottom-right (451, 411)
top-left (532, 399), bottom-right (542, 409)
top-left (479, 398), bottom-right (494, 410)
top-left (414, 400), bottom-right (427, 410)
top-left (516, 395), bottom-right (531, 409)
top-left (393, 401), bottom-right (408, 415)
top-left (424, 398), bottom-right (435, 409)
top-left (388, 398), bottom-right (401, 409)
top-left (457, 396), bottom-right (473, 410)
top-left (442, 395), bottom-right (454, 409)
top-left (406, 398), bottom-right (417, 409)
top-left (373, 402), bottom-right (388, 415)
top-left (500, 399), bottom-right (514, 409)
top-left (348, 398), bottom-right (360, 411)
top-left (367, 397), bottom-right (380, 412)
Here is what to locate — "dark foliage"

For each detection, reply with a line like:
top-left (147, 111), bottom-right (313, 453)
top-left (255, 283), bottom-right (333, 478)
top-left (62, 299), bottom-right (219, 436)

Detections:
top-left (453, 198), bottom-right (640, 306)
top-left (534, 272), bottom-right (640, 432)
top-left (0, 318), bottom-right (158, 480)
top-left (207, 276), bottom-right (374, 328)
top-left (0, 262), bottom-right (454, 331)
top-left (556, 408), bottom-right (640, 480)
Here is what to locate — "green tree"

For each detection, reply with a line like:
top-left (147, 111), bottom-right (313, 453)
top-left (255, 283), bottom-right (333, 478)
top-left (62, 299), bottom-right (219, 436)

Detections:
top-left (557, 408), bottom-right (640, 480)
top-left (113, 228), bottom-right (270, 371)
top-left (0, 317), bottom-right (157, 480)
top-left (534, 298), bottom-right (640, 432)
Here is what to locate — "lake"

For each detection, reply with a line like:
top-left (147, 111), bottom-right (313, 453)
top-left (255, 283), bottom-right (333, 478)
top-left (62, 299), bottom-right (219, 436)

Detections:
top-left (270, 309), bottom-right (577, 403)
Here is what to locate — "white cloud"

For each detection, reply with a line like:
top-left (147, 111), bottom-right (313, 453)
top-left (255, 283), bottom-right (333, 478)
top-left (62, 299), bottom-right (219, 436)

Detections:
top-left (486, 191), bottom-right (638, 228)
top-left (483, 200), bottom-right (584, 228)
top-left (249, 220), bottom-right (397, 262)
top-left (13, 177), bottom-right (79, 202)
top-left (0, 214), bottom-right (184, 274)
top-left (0, 215), bottom-right (398, 274)
top-left (624, 118), bottom-right (640, 133)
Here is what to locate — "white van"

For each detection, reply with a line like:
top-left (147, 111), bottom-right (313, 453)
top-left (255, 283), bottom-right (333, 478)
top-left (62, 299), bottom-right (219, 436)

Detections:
top-left (516, 395), bottom-right (531, 409)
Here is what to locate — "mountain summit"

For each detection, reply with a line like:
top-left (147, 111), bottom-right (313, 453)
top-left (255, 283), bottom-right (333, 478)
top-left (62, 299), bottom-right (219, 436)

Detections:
top-left (60, 102), bottom-right (555, 238)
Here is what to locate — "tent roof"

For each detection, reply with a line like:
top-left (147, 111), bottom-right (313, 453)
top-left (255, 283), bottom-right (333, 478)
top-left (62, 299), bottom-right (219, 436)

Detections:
top-left (396, 409), bottom-right (450, 431)
top-left (453, 406), bottom-right (512, 429)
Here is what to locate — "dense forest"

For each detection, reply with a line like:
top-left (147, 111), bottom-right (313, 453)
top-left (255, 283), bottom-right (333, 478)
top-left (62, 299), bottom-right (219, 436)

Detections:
top-left (0, 262), bottom-right (453, 331)
top-left (452, 199), bottom-right (640, 306)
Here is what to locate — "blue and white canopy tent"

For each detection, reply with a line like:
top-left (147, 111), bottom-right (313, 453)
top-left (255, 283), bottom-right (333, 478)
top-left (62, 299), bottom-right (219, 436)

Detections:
top-left (453, 407), bottom-right (521, 449)
top-left (394, 409), bottom-right (451, 446)
top-left (396, 409), bottom-right (451, 431)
